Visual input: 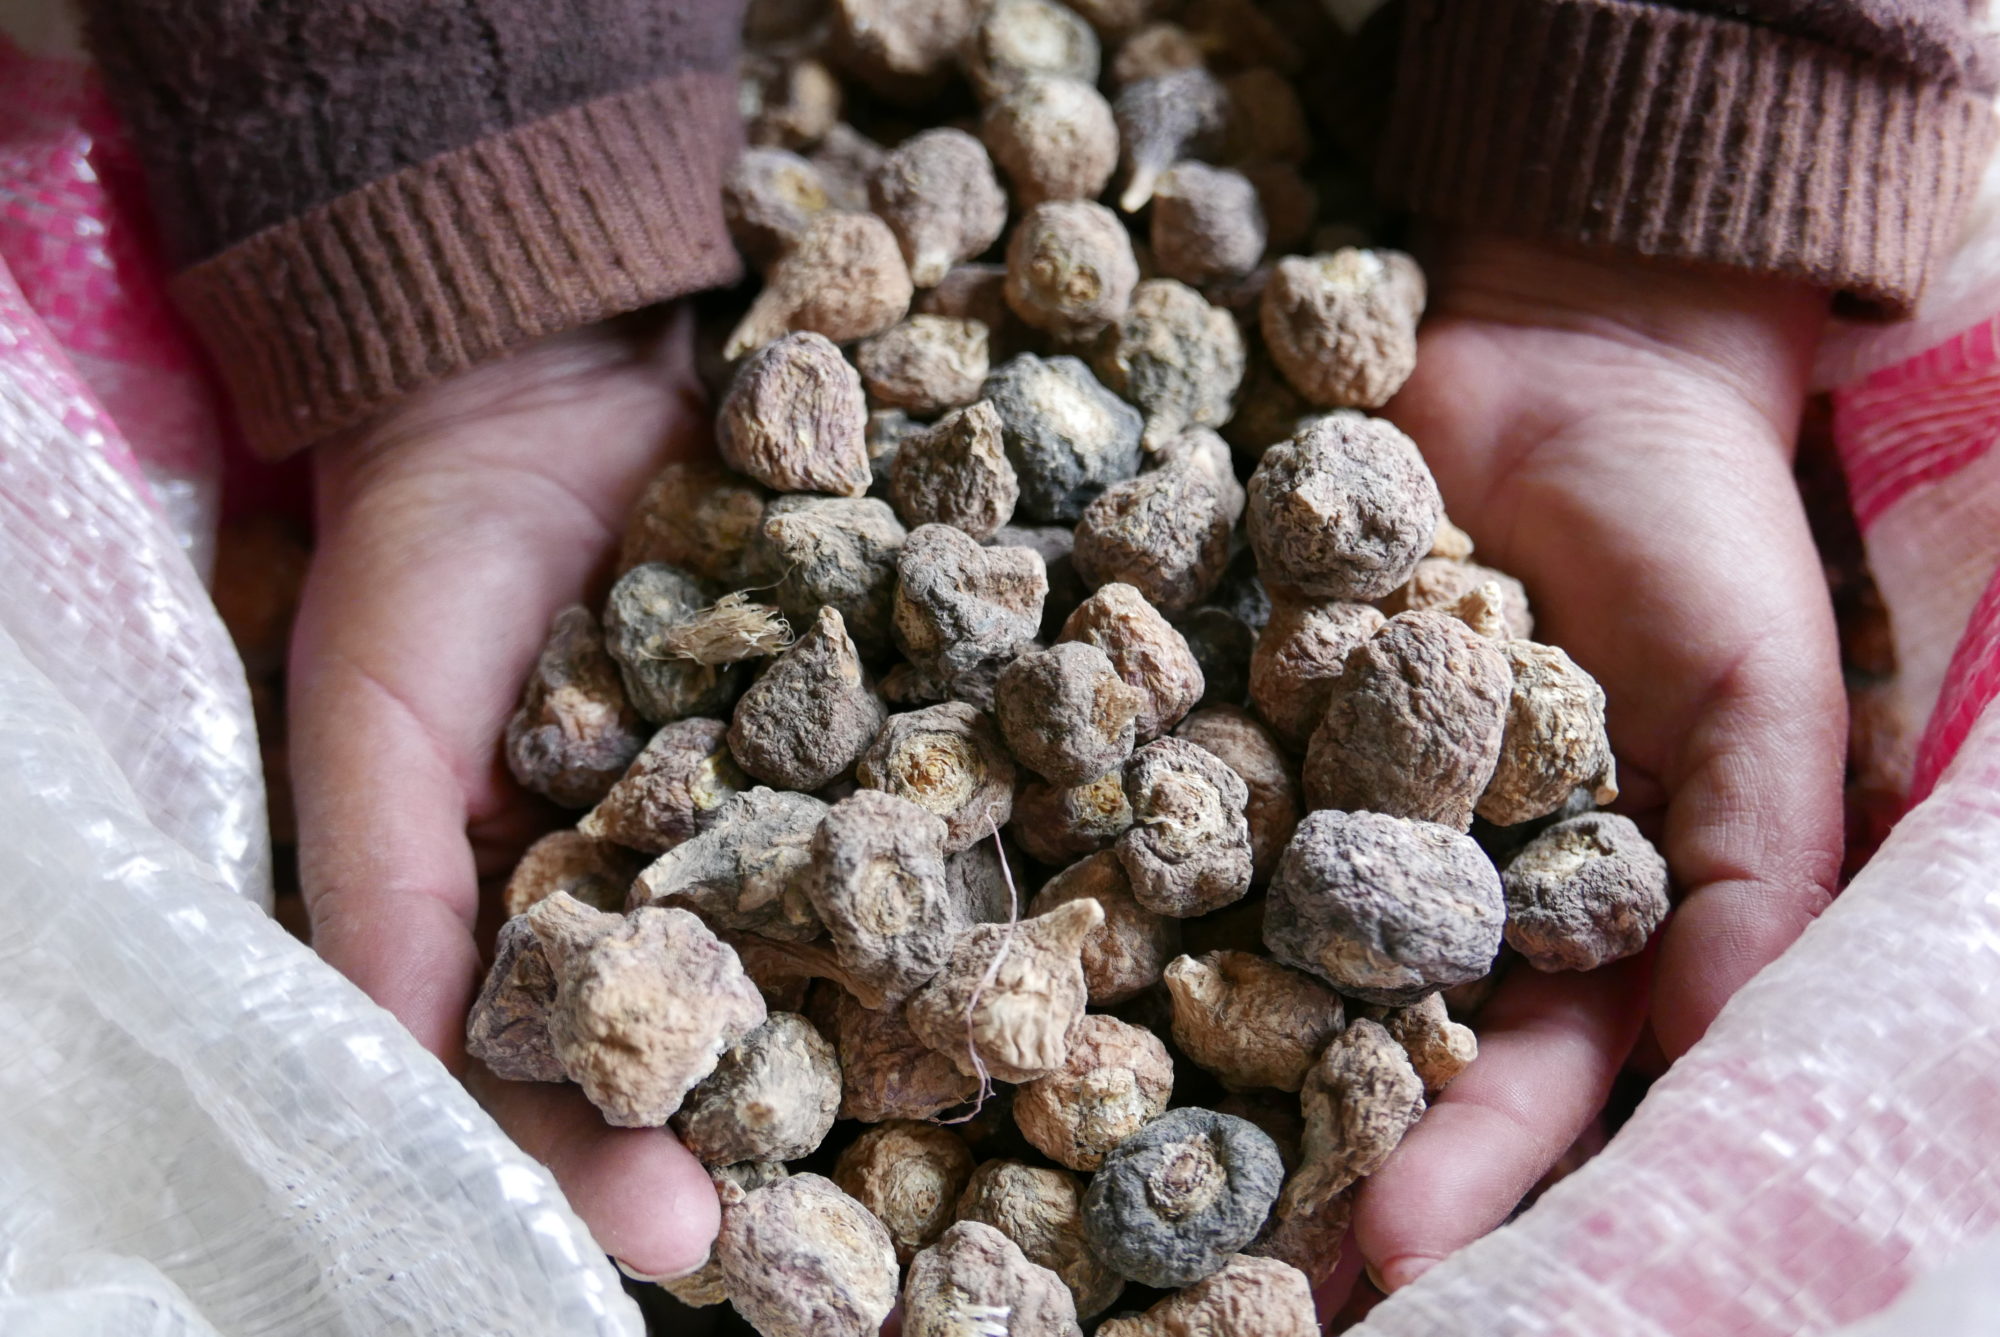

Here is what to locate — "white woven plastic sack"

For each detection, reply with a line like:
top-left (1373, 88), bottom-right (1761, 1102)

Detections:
top-left (0, 622), bottom-right (645, 1337)
top-left (1354, 697), bottom-right (2000, 1336)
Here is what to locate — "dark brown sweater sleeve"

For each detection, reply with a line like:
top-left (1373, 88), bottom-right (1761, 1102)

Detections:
top-left (84, 0), bottom-right (747, 456)
top-left (1378, 0), bottom-right (1998, 314)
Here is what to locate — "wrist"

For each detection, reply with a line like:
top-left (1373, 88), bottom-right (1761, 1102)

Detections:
top-left (1420, 231), bottom-right (1828, 418)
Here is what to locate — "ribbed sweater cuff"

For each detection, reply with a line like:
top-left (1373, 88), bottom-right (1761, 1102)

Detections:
top-left (170, 71), bottom-right (744, 459)
top-left (1379, 0), bottom-right (1998, 317)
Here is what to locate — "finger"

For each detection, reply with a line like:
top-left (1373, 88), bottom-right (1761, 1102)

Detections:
top-left (1651, 636), bottom-right (1845, 1058)
top-left (291, 634), bottom-right (486, 1064)
top-left (1352, 953), bottom-right (1650, 1293)
top-left (1312, 1227), bottom-right (1370, 1324)
top-left (470, 1071), bottom-right (722, 1280)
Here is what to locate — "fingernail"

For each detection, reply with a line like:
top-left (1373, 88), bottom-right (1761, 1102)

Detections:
top-left (614, 1252), bottom-right (708, 1284)
top-left (1372, 1254), bottom-right (1439, 1293)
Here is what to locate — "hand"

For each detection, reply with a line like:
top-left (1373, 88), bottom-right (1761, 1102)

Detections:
top-left (289, 310), bottom-right (723, 1278)
top-left (1349, 235), bottom-right (1847, 1296)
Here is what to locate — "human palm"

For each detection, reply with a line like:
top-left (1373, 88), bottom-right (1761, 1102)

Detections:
top-left (1348, 236), bottom-right (1847, 1293)
top-left (289, 310), bottom-right (725, 1278)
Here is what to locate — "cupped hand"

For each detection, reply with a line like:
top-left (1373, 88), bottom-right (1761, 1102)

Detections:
top-left (289, 309), bottom-right (723, 1278)
top-left (1350, 235), bottom-right (1847, 1295)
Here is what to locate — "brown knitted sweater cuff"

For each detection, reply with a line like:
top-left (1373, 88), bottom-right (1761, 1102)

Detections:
top-left (170, 70), bottom-right (744, 459)
top-left (1378, 0), bottom-right (1997, 317)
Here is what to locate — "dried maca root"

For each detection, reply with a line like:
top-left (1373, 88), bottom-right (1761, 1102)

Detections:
top-left (728, 607), bottom-right (885, 790)
top-left (1367, 992), bottom-right (1478, 1095)
top-left (725, 211), bottom-right (914, 358)
top-left (994, 642), bottom-right (1144, 785)
top-left (1152, 163), bottom-right (1268, 287)
top-left (656, 1159), bottom-right (789, 1307)
top-left (820, 984), bottom-right (980, 1119)
top-left (964, 0), bottom-right (1102, 99)
top-left (948, 836), bottom-right (1024, 924)
top-left (990, 523), bottom-right (1086, 639)
top-left (723, 147), bottom-right (832, 268)
top-left (1062, 0), bottom-right (1154, 39)
top-left (1059, 582), bottom-right (1205, 741)
top-left (855, 700), bottom-right (1015, 852)
top-left (1260, 248), bottom-right (1425, 409)
top-left (580, 718), bottom-right (747, 854)
top-left (1027, 850), bottom-right (1179, 1005)
top-left (715, 1173), bottom-right (900, 1337)
top-left (956, 1160), bottom-right (1125, 1319)
top-left (1305, 610), bottom-right (1512, 829)
top-left (466, 915), bottom-right (565, 1082)
top-left (1265, 809), bottom-right (1505, 1005)
top-left (1073, 458), bottom-right (1234, 616)
top-left (1117, 736), bottom-right (1254, 917)
top-left (1503, 812), bottom-right (1670, 972)
top-left (1246, 414), bottom-right (1442, 601)
top-left (602, 563), bottom-right (757, 724)
top-left (1108, 21), bottom-right (1202, 87)
top-left (672, 1012), bottom-right (841, 1165)
top-left (904, 1221), bottom-right (1083, 1337)
top-left (893, 523), bottom-right (1048, 701)
top-left (1248, 1185), bottom-right (1350, 1291)
top-left (809, 122), bottom-right (889, 211)
top-left (619, 462), bottom-right (768, 587)
top-left (757, 495), bottom-right (907, 662)
top-left (1115, 67), bottom-right (1229, 211)
top-left (984, 354), bottom-right (1145, 523)
top-left (1174, 706), bottom-right (1299, 883)
top-left (741, 50), bottom-right (841, 150)
top-left (1220, 353), bottom-right (1317, 466)
top-left (502, 829), bottom-right (643, 919)
top-left (1478, 640), bottom-right (1618, 826)
top-left (1281, 1019), bottom-right (1425, 1215)
top-left (1091, 279), bottom-right (1245, 448)
top-left (718, 331), bottom-right (872, 497)
top-left (1081, 1106), bottom-right (1286, 1288)
top-left (865, 408), bottom-right (919, 495)
top-left (1242, 161), bottom-right (1317, 254)
top-left (1164, 951), bottom-right (1345, 1092)
top-left (1096, 1253), bottom-right (1318, 1337)
top-left (631, 786), bottom-right (828, 941)
top-left (835, 1120), bottom-right (976, 1263)
top-left (1247, 596), bottom-right (1384, 752)
top-left (870, 129), bottom-right (1009, 288)
top-left (1178, 607), bottom-right (1254, 711)
top-left (1005, 201), bottom-right (1141, 341)
top-left (1222, 67), bottom-right (1312, 164)
top-left (1380, 556), bottom-right (1534, 640)
top-left (504, 605), bottom-right (649, 808)
top-left (1015, 1014), bottom-right (1174, 1171)
top-left (906, 897), bottom-right (1105, 1082)
top-left (530, 894), bottom-right (767, 1126)
top-left (830, 0), bottom-right (980, 101)
top-left (856, 315), bottom-right (989, 415)
top-left (917, 262), bottom-right (1036, 361)
top-left (887, 401), bottom-right (1021, 540)
top-left (981, 75), bottom-right (1118, 208)
top-left (805, 789), bottom-right (965, 1005)
top-left (1012, 771), bottom-right (1134, 865)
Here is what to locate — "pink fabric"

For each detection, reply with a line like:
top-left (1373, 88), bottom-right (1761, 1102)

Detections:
top-left (0, 32), bottom-right (226, 520)
top-left (1833, 310), bottom-right (2000, 805)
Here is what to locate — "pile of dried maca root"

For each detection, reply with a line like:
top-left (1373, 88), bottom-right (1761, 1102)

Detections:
top-left (466, 2), bottom-right (1672, 1333)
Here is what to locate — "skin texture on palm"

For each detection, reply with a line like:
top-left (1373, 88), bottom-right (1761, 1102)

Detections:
top-left (1345, 235), bottom-right (1847, 1297)
top-left (290, 310), bottom-right (724, 1279)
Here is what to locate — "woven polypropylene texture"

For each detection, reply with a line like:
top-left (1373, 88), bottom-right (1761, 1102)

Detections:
top-left (0, 252), bottom-right (268, 904)
top-left (1352, 702), bottom-right (2000, 1335)
top-left (0, 622), bottom-right (645, 1337)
